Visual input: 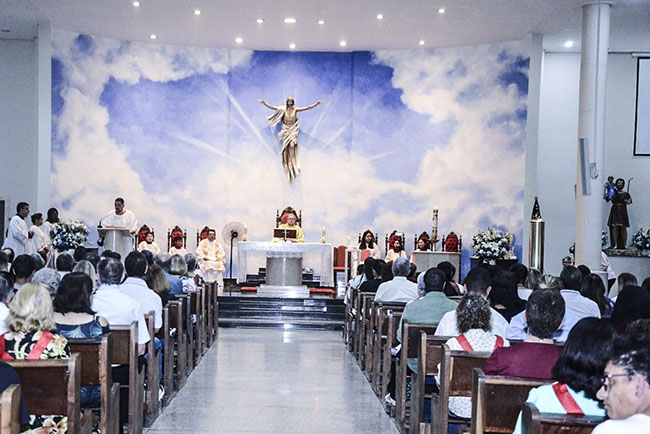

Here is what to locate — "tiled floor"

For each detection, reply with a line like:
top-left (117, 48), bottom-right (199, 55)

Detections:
top-left (146, 328), bottom-right (398, 434)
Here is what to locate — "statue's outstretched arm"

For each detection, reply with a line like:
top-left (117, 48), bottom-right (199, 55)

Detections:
top-left (296, 100), bottom-right (323, 112)
top-left (259, 99), bottom-right (278, 110)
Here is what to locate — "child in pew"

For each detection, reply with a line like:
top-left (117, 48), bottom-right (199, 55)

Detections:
top-left (512, 317), bottom-right (616, 434)
top-left (0, 283), bottom-right (71, 433)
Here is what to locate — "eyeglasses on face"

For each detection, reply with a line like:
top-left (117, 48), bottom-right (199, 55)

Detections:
top-left (600, 373), bottom-right (630, 391)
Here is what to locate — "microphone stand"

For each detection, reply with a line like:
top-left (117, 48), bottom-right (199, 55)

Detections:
top-left (228, 230), bottom-right (238, 296)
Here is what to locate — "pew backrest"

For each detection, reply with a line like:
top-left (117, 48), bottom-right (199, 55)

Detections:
top-left (0, 384), bottom-right (20, 434)
top-left (521, 402), bottom-right (605, 434)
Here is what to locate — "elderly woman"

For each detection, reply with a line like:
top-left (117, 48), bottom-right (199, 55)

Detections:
top-left (0, 283), bottom-right (70, 433)
top-left (32, 267), bottom-right (61, 297)
top-left (442, 294), bottom-right (509, 419)
top-left (512, 317), bottom-right (616, 433)
top-left (182, 253), bottom-right (199, 292)
top-left (72, 259), bottom-right (97, 288)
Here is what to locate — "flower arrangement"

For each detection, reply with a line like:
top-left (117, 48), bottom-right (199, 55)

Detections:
top-left (50, 220), bottom-right (89, 251)
top-left (472, 226), bottom-right (513, 260)
top-left (631, 228), bottom-right (650, 251)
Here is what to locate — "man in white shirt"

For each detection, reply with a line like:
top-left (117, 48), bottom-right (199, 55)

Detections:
top-left (120, 251), bottom-right (162, 332)
top-left (374, 257), bottom-right (418, 303)
top-left (2, 202), bottom-right (34, 255)
top-left (92, 257), bottom-right (150, 355)
top-left (99, 197), bottom-right (138, 259)
top-left (593, 339), bottom-right (650, 434)
top-left (435, 267), bottom-right (509, 337)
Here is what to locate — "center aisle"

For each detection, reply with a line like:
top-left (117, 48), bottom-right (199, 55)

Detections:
top-left (146, 328), bottom-right (398, 434)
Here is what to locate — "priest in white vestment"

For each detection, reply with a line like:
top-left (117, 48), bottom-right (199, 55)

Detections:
top-left (2, 202), bottom-right (34, 255)
top-left (99, 197), bottom-right (138, 258)
top-left (195, 228), bottom-right (226, 294)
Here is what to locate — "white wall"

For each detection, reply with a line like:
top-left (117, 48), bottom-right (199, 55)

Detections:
top-left (535, 51), bottom-right (650, 278)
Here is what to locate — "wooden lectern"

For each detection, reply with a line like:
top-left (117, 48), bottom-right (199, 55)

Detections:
top-left (273, 228), bottom-right (297, 242)
top-left (98, 227), bottom-right (132, 258)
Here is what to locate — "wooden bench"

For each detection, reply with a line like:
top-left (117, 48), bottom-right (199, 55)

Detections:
top-left (176, 294), bottom-right (194, 376)
top-left (395, 322), bottom-right (441, 432)
top-left (431, 345), bottom-right (492, 434)
top-left (6, 354), bottom-right (93, 434)
top-left (371, 303), bottom-right (406, 395)
top-left (354, 292), bottom-right (376, 365)
top-left (68, 335), bottom-right (120, 434)
top-left (168, 300), bottom-right (188, 391)
top-left (0, 384), bottom-right (20, 434)
top-left (110, 322), bottom-right (145, 434)
top-left (344, 288), bottom-right (359, 351)
top-left (189, 289), bottom-right (204, 365)
top-left (156, 307), bottom-right (175, 407)
top-left (521, 402), bottom-right (605, 434)
top-left (203, 283), bottom-right (217, 346)
top-left (143, 312), bottom-right (161, 427)
top-left (365, 301), bottom-right (406, 381)
top-left (470, 369), bottom-right (551, 434)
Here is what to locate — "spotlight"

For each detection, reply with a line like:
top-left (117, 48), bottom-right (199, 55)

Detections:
top-left (284, 17), bottom-right (296, 24)
top-left (256, 18), bottom-right (264, 24)
top-left (132, 1), bottom-right (140, 7)
top-left (235, 37), bottom-right (243, 44)
top-left (376, 14), bottom-right (384, 20)
top-left (564, 40), bottom-right (574, 48)
top-left (194, 9), bottom-right (201, 15)
top-left (150, 34), bottom-right (157, 39)
top-left (438, 8), bottom-right (446, 14)
top-left (289, 43), bottom-right (296, 49)
top-left (339, 40), bottom-right (347, 47)
top-left (318, 19), bottom-right (325, 25)
top-left (419, 40), bottom-right (425, 46)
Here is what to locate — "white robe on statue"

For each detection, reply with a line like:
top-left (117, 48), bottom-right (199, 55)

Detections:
top-left (100, 209), bottom-right (137, 258)
top-left (267, 106), bottom-right (301, 180)
top-left (2, 215), bottom-right (31, 255)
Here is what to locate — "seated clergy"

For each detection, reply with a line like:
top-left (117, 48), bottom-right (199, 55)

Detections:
top-left (273, 209), bottom-right (304, 243)
top-left (374, 257), bottom-right (418, 303)
top-left (195, 228), bottom-right (226, 292)
top-left (138, 231), bottom-right (161, 255)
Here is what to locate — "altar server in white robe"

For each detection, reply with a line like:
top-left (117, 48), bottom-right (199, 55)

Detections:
top-left (99, 197), bottom-right (138, 258)
top-left (138, 231), bottom-right (161, 255)
top-left (195, 228), bottom-right (226, 294)
top-left (2, 202), bottom-right (33, 255)
top-left (29, 213), bottom-right (50, 254)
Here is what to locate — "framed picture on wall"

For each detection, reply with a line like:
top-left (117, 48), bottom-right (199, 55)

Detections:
top-left (634, 57), bottom-right (650, 155)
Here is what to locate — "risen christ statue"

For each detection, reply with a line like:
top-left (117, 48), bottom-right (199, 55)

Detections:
top-left (259, 96), bottom-right (322, 182)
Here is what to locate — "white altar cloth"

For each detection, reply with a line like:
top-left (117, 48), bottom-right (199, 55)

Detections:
top-left (237, 241), bottom-right (334, 287)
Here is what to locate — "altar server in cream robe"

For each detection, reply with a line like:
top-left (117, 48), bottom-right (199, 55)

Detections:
top-left (195, 228), bottom-right (226, 293)
top-left (2, 202), bottom-right (33, 255)
top-left (99, 197), bottom-right (138, 258)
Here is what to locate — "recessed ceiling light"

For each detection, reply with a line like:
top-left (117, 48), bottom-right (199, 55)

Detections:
top-left (150, 34), bottom-right (157, 39)
top-left (235, 37), bottom-right (243, 44)
top-left (0, 29), bottom-right (10, 33)
top-left (564, 40), bottom-right (574, 48)
top-left (284, 17), bottom-right (296, 24)
top-left (376, 14), bottom-right (384, 20)
top-left (256, 18), bottom-right (264, 24)
top-left (132, 1), bottom-right (140, 7)
top-left (289, 43), bottom-right (296, 49)
top-left (419, 40), bottom-right (425, 46)
top-left (193, 9), bottom-right (201, 15)
top-left (317, 19), bottom-right (325, 25)
top-left (438, 8), bottom-right (446, 14)
top-left (339, 40), bottom-right (347, 47)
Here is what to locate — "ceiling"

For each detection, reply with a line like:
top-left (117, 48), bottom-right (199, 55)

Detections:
top-left (1, 0), bottom-right (649, 52)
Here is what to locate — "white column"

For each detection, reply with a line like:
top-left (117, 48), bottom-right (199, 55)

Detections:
top-left (36, 21), bottom-right (52, 213)
top-left (575, 2), bottom-right (611, 270)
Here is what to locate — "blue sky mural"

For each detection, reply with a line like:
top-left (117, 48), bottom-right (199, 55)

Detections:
top-left (51, 30), bottom-right (529, 276)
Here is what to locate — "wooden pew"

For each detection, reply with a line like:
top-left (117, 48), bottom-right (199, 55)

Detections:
top-left (365, 301), bottom-right (406, 381)
top-left (395, 321), bottom-right (441, 432)
top-left (199, 285), bottom-right (209, 354)
top-left (156, 307), bottom-right (175, 407)
top-left (371, 303), bottom-right (406, 395)
top-left (471, 369), bottom-right (551, 434)
top-left (6, 354), bottom-right (92, 434)
top-left (110, 322), bottom-right (145, 434)
top-left (176, 294), bottom-right (194, 376)
top-left (344, 288), bottom-right (359, 352)
top-left (431, 345), bottom-right (492, 434)
top-left (521, 403), bottom-right (605, 434)
top-left (204, 283), bottom-right (216, 347)
top-left (68, 335), bottom-right (120, 434)
top-left (355, 293), bottom-right (375, 365)
top-left (211, 282), bottom-right (219, 341)
top-left (189, 289), bottom-right (204, 365)
top-left (168, 300), bottom-right (188, 391)
top-left (143, 312), bottom-right (161, 427)
top-left (0, 384), bottom-right (20, 434)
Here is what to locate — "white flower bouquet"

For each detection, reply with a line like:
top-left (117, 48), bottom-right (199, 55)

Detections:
top-left (631, 228), bottom-right (650, 250)
top-left (50, 220), bottom-right (89, 251)
top-left (472, 226), bottom-right (513, 260)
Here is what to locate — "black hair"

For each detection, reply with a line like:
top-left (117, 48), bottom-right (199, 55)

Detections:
top-left (618, 272), bottom-right (637, 290)
top-left (576, 264), bottom-right (591, 278)
top-left (0, 271), bottom-right (15, 287)
top-left (46, 207), bottom-right (59, 223)
top-left (407, 263), bottom-right (417, 279)
top-left (380, 262), bottom-right (393, 282)
top-left (30, 213), bottom-right (42, 224)
top-left (141, 249), bottom-right (155, 266)
top-left (97, 257), bottom-right (124, 285)
top-left (610, 285), bottom-right (650, 327)
top-left (0, 252), bottom-right (7, 272)
top-left (85, 252), bottom-right (100, 270)
top-left (73, 246), bottom-right (87, 262)
top-left (125, 251), bottom-right (147, 277)
top-left (11, 254), bottom-right (36, 279)
top-left (456, 294), bottom-right (491, 333)
top-left (509, 263), bottom-right (528, 285)
top-left (463, 267), bottom-right (491, 295)
top-left (114, 197), bottom-right (125, 204)
top-left (580, 274), bottom-right (609, 315)
top-left (100, 250), bottom-right (121, 261)
top-left (184, 254), bottom-right (196, 272)
top-left (53, 272), bottom-right (96, 315)
top-left (642, 276), bottom-right (650, 292)
top-left (173, 235), bottom-right (183, 243)
top-left (16, 202), bottom-right (28, 214)
top-left (359, 230), bottom-right (375, 249)
top-left (363, 258), bottom-right (376, 280)
top-left (488, 275), bottom-right (525, 322)
top-left (55, 253), bottom-right (74, 272)
top-left (525, 289), bottom-right (565, 339)
top-left (0, 276), bottom-right (12, 303)
top-left (551, 317), bottom-right (616, 399)
top-left (372, 259), bottom-right (385, 277)
top-left (423, 268), bottom-right (446, 293)
top-left (2, 248), bottom-right (14, 263)
top-left (560, 265), bottom-right (583, 290)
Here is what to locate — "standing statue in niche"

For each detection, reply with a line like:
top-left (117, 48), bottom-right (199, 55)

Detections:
top-left (259, 96), bottom-right (322, 182)
top-left (604, 177), bottom-right (633, 249)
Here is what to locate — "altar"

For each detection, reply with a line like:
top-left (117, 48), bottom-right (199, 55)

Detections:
top-left (237, 241), bottom-right (334, 293)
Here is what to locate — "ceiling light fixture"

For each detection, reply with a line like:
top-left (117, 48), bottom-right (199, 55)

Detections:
top-left (132, 1), bottom-right (140, 7)
top-left (419, 40), bottom-right (425, 46)
top-left (284, 17), bottom-right (296, 24)
top-left (317, 19), bottom-right (325, 25)
top-left (194, 9), bottom-right (201, 15)
top-left (376, 14), bottom-right (384, 20)
top-left (289, 43), bottom-right (296, 49)
top-left (339, 40), bottom-right (347, 47)
top-left (0, 29), bottom-right (10, 33)
top-left (564, 40), bottom-right (574, 48)
top-left (438, 8), bottom-right (446, 14)
top-left (150, 34), bottom-right (157, 39)
top-left (256, 18), bottom-right (264, 24)
top-left (235, 37), bottom-right (243, 44)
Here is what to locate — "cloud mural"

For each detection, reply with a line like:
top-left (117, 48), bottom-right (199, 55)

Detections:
top-left (51, 30), bottom-right (529, 277)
